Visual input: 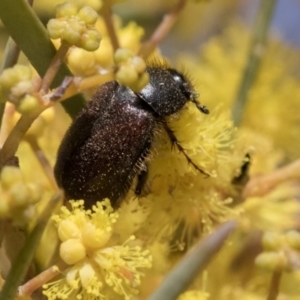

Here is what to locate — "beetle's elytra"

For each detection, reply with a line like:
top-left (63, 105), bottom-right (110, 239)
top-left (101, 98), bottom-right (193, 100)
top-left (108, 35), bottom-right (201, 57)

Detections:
top-left (54, 64), bottom-right (209, 208)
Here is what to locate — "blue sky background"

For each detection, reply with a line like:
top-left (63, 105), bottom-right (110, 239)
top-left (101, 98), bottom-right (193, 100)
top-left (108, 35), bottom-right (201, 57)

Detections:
top-left (240, 0), bottom-right (300, 47)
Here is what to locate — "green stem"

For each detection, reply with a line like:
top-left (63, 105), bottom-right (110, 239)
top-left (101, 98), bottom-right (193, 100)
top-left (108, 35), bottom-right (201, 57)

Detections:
top-left (148, 221), bottom-right (236, 300)
top-left (0, 0), bottom-right (85, 117)
top-left (232, 0), bottom-right (277, 126)
top-left (0, 193), bottom-right (61, 300)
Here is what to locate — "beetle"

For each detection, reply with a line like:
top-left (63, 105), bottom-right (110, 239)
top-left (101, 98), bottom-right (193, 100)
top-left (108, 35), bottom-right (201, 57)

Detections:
top-left (54, 63), bottom-right (209, 208)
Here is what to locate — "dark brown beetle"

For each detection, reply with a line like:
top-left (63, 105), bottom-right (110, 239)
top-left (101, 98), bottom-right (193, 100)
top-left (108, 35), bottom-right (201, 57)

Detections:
top-left (54, 64), bottom-right (209, 208)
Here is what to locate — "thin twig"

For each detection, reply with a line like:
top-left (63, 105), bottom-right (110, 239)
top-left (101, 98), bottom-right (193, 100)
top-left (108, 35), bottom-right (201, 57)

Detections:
top-left (46, 72), bottom-right (114, 102)
top-left (267, 271), bottom-right (282, 300)
top-left (138, 0), bottom-right (187, 58)
top-left (26, 137), bottom-right (58, 189)
top-left (0, 99), bottom-right (56, 169)
top-left (242, 159), bottom-right (300, 198)
top-left (101, 3), bottom-right (120, 51)
top-left (0, 109), bottom-right (42, 168)
top-left (39, 40), bottom-right (71, 93)
top-left (19, 261), bottom-right (67, 297)
top-left (232, 0), bottom-right (277, 126)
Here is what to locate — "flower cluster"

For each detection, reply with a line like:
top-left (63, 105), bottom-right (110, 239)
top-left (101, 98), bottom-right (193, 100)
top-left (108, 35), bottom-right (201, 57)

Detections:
top-left (43, 199), bottom-right (152, 300)
top-left (256, 230), bottom-right (300, 272)
top-left (67, 18), bottom-right (145, 76)
top-left (114, 48), bottom-right (149, 91)
top-left (0, 65), bottom-right (40, 114)
top-left (0, 166), bottom-right (41, 225)
top-left (47, 2), bottom-right (101, 51)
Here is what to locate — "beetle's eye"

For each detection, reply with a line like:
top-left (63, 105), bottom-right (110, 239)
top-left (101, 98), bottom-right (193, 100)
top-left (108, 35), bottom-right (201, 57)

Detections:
top-left (167, 68), bottom-right (209, 115)
top-left (167, 68), bottom-right (192, 100)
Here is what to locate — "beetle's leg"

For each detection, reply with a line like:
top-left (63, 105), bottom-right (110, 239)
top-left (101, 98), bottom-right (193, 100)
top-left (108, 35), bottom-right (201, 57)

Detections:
top-left (135, 163), bottom-right (149, 196)
top-left (162, 122), bottom-right (209, 177)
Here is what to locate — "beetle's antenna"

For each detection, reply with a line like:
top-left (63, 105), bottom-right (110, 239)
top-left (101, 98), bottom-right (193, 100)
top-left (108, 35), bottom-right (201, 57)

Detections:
top-left (191, 98), bottom-right (209, 114)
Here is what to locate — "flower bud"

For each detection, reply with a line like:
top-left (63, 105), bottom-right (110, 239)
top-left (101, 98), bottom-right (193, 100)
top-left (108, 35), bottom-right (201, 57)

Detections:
top-left (81, 223), bottom-right (112, 249)
top-left (78, 6), bottom-right (98, 25)
top-left (17, 95), bottom-right (39, 114)
top-left (131, 56), bottom-right (146, 74)
top-left (285, 230), bottom-right (300, 250)
top-left (255, 251), bottom-right (288, 271)
top-left (262, 232), bottom-right (282, 251)
top-left (80, 29), bottom-right (101, 51)
top-left (114, 48), bottom-right (134, 64)
top-left (0, 65), bottom-right (31, 90)
top-left (116, 65), bottom-right (138, 86)
top-left (58, 220), bottom-right (81, 241)
top-left (47, 19), bottom-right (66, 39)
top-left (9, 182), bottom-right (30, 208)
top-left (62, 22), bottom-right (83, 45)
top-left (10, 81), bottom-right (34, 99)
top-left (1, 167), bottom-right (23, 190)
top-left (56, 2), bottom-right (78, 18)
top-left (60, 239), bottom-right (86, 265)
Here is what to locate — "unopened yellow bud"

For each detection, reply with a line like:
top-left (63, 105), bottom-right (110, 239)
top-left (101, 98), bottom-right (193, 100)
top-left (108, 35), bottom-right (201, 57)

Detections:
top-left (60, 239), bottom-right (86, 265)
top-left (286, 230), bottom-right (300, 250)
top-left (255, 251), bottom-right (288, 271)
top-left (11, 81), bottom-right (34, 99)
top-left (116, 65), bottom-right (138, 86)
top-left (132, 72), bottom-right (149, 92)
top-left (56, 2), bottom-right (78, 18)
top-left (68, 48), bottom-right (96, 75)
top-left (131, 56), bottom-right (146, 73)
top-left (27, 183), bottom-right (42, 203)
top-left (9, 182), bottom-right (30, 208)
top-left (80, 29), bottom-right (101, 51)
top-left (78, 6), bottom-right (98, 25)
top-left (17, 95), bottom-right (39, 114)
top-left (62, 21), bottom-right (83, 45)
top-left (81, 223), bottom-right (112, 249)
top-left (58, 220), bottom-right (81, 241)
top-left (1, 167), bottom-right (22, 190)
top-left (262, 232), bottom-right (282, 251)
top-left (0, 65), bottom-right (32, 90)
top-left (94, 38), bottom-right (113, 67)
top-left (47, 19), bottom-right (66, 39)
top-left (114, 48), bottom-right (134, 64)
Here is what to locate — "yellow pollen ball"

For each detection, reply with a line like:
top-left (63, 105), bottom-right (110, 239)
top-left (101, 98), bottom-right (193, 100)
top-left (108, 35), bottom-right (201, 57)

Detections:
top-left (8, 182), bottom-right (30, 208)
top-left (58, 220), bottom-right (81, 241)
top-left (81, 223), bottom-right (112, 249)
top-left (1, 167), bottom-right (23, 190)
top-left (18, 95), bottom-right (39, 114)
top-left (60, 239), bottom-right (86, 265)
